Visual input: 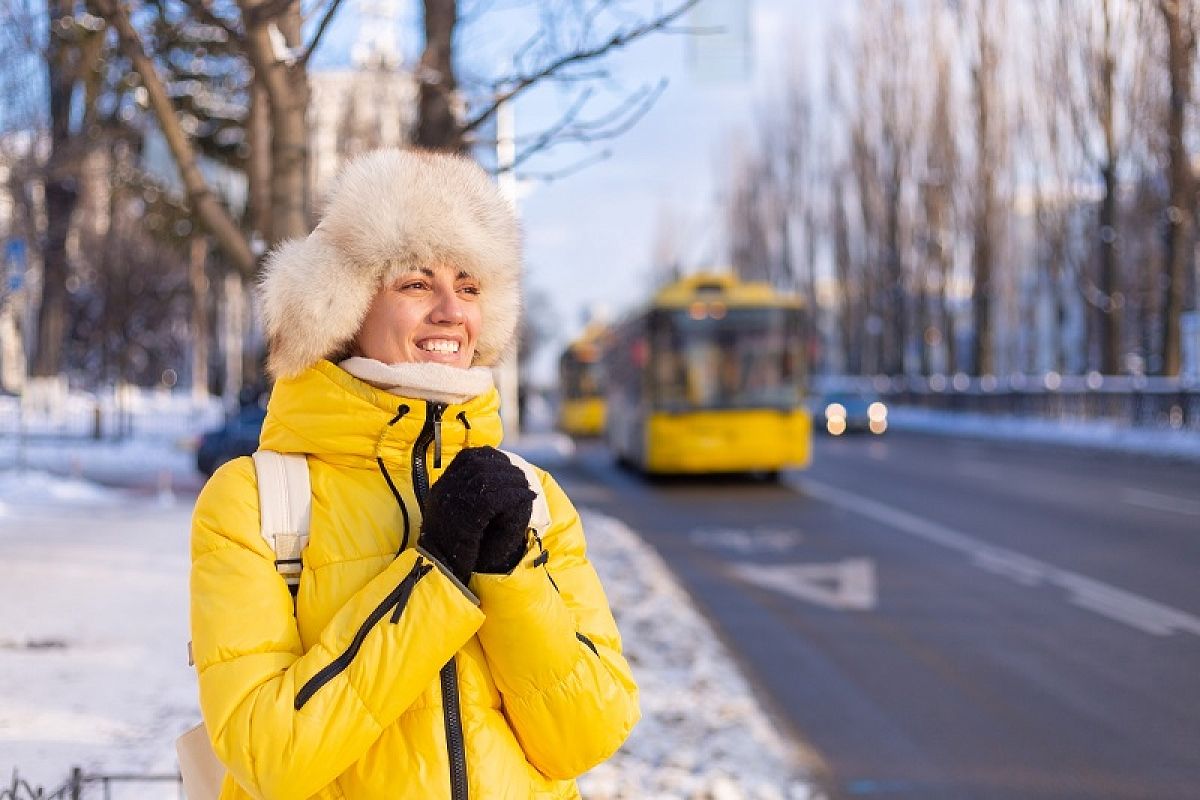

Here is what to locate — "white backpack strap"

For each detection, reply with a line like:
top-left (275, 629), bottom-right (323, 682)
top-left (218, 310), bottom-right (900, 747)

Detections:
top-left (252, 450), bottom-right (311, 592)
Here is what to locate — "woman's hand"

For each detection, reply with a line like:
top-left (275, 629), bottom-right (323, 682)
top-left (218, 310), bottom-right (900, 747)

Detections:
top-left (475, 486), bottom-right (535, 575)
top-left (419, 446), bottom-right (534, 584)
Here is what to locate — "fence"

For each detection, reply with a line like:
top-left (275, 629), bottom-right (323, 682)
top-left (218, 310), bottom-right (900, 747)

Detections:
top-left (0, 378), bottom-right (223, 442)
top-left (1, 769), bottom-right (182, 800)
top-left (817, 373), bottom-right (1200, 432)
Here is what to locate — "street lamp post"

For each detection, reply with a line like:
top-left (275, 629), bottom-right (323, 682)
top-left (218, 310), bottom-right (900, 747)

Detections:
top-left (495, 91), bottom-right (521, 438)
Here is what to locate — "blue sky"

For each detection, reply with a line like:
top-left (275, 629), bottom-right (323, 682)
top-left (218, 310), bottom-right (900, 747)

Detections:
top-left (311, 0), bottom-right (841, 382)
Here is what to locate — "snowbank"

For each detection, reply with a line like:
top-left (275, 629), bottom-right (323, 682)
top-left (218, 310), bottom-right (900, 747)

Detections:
top-left (888, 406), bottom-right (1200, 461)
top-left (578, 512), bottom-right (821, 800)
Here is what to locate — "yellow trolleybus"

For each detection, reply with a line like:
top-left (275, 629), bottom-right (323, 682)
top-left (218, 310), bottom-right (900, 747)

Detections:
top-left (603, 272), bottom-right (811, 476)
top-left (557, 324), bottom-right (608, 437)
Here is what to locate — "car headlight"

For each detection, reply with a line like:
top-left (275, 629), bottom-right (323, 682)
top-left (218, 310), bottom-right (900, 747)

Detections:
top-left (868, 401), bottom-right (887, 421)
top-left (825, 402), bottom-right (846, 419)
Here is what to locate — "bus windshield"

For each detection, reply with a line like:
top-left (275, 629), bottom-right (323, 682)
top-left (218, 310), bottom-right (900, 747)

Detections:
top-left (560, 354), bottom-right (604, 400)
top-left (649, 306), bottom-right (805, 411)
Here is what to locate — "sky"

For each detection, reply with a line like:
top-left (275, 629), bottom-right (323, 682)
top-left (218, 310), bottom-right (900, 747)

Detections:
top-left (311, 0), bottom-right (841, 384)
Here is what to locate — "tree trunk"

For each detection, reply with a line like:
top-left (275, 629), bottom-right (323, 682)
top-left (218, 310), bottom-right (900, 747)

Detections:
top-left (247, 78), bottom-right (273, 244)
top-left (269, 6), bottom-right (309, 240)
top-left (1160, 0), bottom-right (1195, 376)
top-left (190, 236), bottom-right (210, 400)
top-left (241, 1), bottom-right (310, 243)
top-left (832, 178), bottom-right (857, 374)
top-left (1097, 1), bottom-right (1121, 374)
top-left (1098, 160), bottom-right (1120, 373)
top-left (416, 0), bottom-right (463, 151)
top-left (34, 0), bottom-right (81, 378)
top-left (970, 6), bottom-right (995, 377)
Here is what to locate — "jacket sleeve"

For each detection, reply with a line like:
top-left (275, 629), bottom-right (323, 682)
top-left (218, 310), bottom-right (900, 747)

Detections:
top-left (470, 469), bottom-right (640, 780)
top-left (190, 458), bottom-right (485, 800)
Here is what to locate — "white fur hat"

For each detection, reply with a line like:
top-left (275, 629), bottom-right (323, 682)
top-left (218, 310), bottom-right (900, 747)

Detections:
top-left (257, 149), bottom-right (522, 380)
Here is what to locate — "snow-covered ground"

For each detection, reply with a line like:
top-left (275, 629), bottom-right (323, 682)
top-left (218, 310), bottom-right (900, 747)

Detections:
top-left (0, 386), bottom-right (222, 495)
top-left (0, 468), bottom-right (821, 799)
top-left (887, 406), bottom-right (1200, 461)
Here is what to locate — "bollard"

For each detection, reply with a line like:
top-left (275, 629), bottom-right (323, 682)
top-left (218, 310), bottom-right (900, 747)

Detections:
top-left (158, 468), bottom-right (175, 506)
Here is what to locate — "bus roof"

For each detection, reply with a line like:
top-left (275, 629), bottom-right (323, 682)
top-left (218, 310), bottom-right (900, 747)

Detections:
top-left (650, 271), bottom-right (802, 309)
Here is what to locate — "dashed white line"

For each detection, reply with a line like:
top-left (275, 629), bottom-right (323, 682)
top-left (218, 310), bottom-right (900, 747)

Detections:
top-left (1120, 488), bottom-right (1200, 518)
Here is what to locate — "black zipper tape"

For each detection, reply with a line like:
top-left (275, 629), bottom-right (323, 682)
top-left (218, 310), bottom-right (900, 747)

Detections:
top-left (413, 400), bottom-right (467, 800)
top-left (294, 557), bottom-right (432, 710)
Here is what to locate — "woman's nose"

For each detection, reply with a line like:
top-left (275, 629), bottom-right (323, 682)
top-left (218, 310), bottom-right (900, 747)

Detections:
top-left (429, 286), bottom-right (465, 323)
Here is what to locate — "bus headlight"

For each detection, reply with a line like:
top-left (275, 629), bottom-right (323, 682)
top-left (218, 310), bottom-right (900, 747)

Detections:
top-left (868, 401), bottom-right (888, 422)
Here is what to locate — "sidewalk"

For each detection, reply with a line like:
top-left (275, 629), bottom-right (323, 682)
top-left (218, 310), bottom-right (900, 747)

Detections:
top-left (0, 465), bottom-right (820, 800)
top-left (887, 406), bottom-right (1200, 462)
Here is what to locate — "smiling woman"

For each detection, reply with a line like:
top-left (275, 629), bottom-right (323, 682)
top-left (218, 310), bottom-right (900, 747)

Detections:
top-left (187, 148), bottom-right (640, 800)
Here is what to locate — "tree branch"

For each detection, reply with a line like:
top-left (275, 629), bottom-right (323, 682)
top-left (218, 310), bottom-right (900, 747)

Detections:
top-left (516, 148), bottom-right (612, 184)
top-left (514, 79), bottom-right (665, 166)
top-left (461, 0), bottom-right (700, 136)
top-left (179, 0), bottom-right (243, 41)
top-left (297, 0), bottom-right (344, 68)
top-left (245, 0), bottom-right (296, 26)
top-left (93, 0), bottom-right (255, 273)
top-left (508, 88), bottom-right (593, 164)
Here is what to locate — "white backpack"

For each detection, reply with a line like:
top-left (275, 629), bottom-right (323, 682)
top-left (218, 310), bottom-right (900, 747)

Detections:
top-left (177, 451), bottom-right (311, 800)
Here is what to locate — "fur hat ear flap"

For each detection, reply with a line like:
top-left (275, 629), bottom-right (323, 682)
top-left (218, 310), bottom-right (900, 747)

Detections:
top-left (258, 234), bottom-right (378, 380)
top-left (257, 149), bottom-right (523, 380)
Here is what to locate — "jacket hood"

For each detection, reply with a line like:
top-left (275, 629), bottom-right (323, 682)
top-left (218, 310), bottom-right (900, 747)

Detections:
top-left (259, 360), bottom-right (503, 466)
top-left (257, 149), bottom-right (522, 380)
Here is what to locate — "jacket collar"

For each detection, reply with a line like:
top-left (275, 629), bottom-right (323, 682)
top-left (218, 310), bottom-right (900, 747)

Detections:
top-left (260, 360), bottom-right (503, 467)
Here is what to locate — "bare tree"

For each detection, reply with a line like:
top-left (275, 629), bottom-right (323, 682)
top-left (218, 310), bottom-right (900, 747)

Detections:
top-left (92, 0), bottom-right (344, 269)
top-left (957, 0), bottom-right (1006, 376)
top-left (919, 4), bottom-right (960, 376)
top-left (33, 0), bottom-right (106, 377)
top-left (1158, 0), bottom-right (1197, 375)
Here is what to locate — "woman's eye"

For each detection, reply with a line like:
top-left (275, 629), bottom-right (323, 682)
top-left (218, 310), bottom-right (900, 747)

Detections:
top-left (460, 284), bottom-right (481, 296)
top-left (401, 281), bottom-right (428, 291)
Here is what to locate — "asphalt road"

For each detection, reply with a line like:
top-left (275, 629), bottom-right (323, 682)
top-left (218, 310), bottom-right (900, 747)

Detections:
top-left (552, 432), bottom-right (1200, 800)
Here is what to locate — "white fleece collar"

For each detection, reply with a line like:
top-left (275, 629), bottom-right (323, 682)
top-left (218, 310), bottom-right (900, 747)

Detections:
top-left (339, 357), bottom-right (495, 405)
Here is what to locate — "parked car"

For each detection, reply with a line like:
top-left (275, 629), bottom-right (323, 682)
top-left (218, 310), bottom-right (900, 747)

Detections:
top-left (813, 391), bottom-right (888, 435)
top-left (196, 402), bottom-right (267, 476)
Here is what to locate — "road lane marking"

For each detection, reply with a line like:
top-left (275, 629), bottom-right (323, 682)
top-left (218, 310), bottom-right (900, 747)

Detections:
top-left (688, 526), bottom-right (805, 554)
top-left (732, 559), bottom-right (877, 611)
top-left (1120, 488), bottom-right (1200, 517)
top-left (801, 479), bottom-right (1200, 638)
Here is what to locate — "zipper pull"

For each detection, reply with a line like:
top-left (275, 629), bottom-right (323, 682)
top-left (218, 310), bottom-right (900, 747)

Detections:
top-left (432, 403), bottom-right (446, 469)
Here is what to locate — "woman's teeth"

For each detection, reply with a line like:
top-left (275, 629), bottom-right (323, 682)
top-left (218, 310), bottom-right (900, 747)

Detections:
top-left (419, 340), bottom-right (460, 354)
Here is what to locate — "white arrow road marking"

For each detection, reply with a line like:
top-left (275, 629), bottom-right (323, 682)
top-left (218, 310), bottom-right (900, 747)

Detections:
top-left (801, 478), bottom-right (1200, 638)
top-left (732, 558), bottom-right (877, 611)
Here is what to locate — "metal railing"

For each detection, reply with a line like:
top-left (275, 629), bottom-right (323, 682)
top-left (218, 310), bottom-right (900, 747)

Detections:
top-left (2, 769), bottom-right (182, 800)
top-left (815, 373), bottom-right (1200, 431)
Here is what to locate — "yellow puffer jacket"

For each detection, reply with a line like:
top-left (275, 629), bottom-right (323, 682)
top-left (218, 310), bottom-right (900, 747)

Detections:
top-left (190, 360), bottom-right (639, 799)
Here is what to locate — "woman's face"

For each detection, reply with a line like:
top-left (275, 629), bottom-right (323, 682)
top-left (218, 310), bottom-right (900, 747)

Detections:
top-left (353, 264), bottom-right (482, 368)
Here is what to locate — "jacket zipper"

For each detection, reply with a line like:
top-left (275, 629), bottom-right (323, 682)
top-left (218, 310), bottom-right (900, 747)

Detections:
top-left (294, 557), bottom-right (433, 710)
top-left (531, 531), bottom-right (601, 659)
top-left (413, 400), bottom-right (468, 800)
